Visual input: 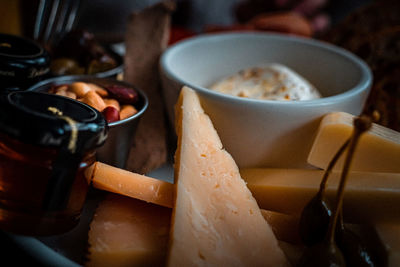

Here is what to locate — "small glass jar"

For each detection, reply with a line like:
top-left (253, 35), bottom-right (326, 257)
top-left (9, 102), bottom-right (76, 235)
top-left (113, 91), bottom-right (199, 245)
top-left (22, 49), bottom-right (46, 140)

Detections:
top-left (0, 33), bottom-right (50, 90)
top-left (0, 91), bottom-right (107, 235)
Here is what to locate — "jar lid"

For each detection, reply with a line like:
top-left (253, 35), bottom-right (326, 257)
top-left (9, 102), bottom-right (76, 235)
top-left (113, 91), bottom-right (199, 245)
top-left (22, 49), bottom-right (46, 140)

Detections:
top-left (0, 34), bottom-right (50, 90)
top-left (0, 91), bottom-right (107, 151)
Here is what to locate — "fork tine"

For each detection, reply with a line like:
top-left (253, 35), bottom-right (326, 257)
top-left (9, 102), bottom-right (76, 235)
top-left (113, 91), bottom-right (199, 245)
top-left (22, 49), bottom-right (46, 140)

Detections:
top-left (53, 0), bottom-right (70, 41)
top-left (65, 0), bottom-right (80, 33)
top-left (43, 0), bottom-right (61, 44)
top-left (34, 0), bottom-right (81, 45)
top-left (33, 0), bottom-right (47, 40)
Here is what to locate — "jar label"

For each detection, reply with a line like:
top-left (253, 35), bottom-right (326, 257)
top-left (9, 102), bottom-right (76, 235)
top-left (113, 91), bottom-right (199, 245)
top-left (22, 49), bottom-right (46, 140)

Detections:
top-left (28, 67), bottom-right (49, 78)
top-left (0, 69), bottom-right (15, 77)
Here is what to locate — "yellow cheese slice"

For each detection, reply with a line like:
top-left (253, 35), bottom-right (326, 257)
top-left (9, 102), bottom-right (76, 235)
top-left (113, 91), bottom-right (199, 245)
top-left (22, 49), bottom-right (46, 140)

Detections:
top-left (241, 168), bottom-right (400, 223)
top-left (167, 87), bottom-right (288, 266)
top-left (85, 162), bottom-right (174, 208)
top-left (86, 194), bottom-right (170, 267)
top-left (307, 112), bottom-right (400, 172)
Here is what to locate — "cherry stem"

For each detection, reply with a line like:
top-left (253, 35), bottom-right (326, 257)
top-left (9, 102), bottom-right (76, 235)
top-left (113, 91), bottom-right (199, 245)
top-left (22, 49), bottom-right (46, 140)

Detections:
top-left (339, 210), bottom-right (345, 231)
top-left (327, 115), bottom-right (372, 244)
top-left (318, 138), bottom-right (350, 198)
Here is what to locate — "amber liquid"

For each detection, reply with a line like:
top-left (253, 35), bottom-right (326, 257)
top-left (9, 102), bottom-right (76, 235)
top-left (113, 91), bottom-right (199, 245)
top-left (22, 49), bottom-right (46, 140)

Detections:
top-left (0, 133), bottom-right (93, 235)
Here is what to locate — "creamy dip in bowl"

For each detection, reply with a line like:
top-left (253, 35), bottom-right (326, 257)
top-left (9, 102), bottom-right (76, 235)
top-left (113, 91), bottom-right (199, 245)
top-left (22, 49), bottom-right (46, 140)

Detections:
top-left (210, 63), bottom-right (321, 101)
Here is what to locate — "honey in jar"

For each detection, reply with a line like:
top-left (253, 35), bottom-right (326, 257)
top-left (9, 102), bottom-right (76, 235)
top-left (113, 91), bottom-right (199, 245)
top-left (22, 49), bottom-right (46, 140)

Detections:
top-left (0, 91), bottom-right (107, 235)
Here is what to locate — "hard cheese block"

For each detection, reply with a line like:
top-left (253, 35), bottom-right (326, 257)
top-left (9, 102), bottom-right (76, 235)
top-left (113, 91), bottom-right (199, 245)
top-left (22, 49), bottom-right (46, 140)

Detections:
top-left (86, 194), bottom-right (171, 267)
top-left (241, 168), bottom-right (400, 223)
top-left (167, 87), bottom-right (288, 266)
top-left (308, 112), bottom-right (400, 172)
top-left (85, 162), bottom-right (174, 208)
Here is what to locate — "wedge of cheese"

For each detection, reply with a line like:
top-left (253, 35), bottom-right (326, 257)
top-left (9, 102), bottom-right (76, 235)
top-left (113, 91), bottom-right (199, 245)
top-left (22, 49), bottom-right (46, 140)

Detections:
top-left (241, 168), bottom-right (400, 223)
top-left (308, 112), bottom-right (400, 172)
top-left (86, 194), bottom-right (170, 267)
top-left (167, 87), bottom-right (288, 266)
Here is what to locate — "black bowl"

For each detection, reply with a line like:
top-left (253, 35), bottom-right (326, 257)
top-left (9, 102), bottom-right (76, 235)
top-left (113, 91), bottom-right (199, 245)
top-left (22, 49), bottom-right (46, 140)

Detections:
top-left (50, 45), bottom-right (124, 79)
top-left (90, 46), bottom-right (124, 78)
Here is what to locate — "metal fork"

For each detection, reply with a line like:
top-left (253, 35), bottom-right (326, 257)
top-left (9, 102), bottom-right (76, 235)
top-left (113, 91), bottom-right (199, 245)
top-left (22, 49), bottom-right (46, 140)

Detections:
top-left (34, 0), bottom-right (81, 45)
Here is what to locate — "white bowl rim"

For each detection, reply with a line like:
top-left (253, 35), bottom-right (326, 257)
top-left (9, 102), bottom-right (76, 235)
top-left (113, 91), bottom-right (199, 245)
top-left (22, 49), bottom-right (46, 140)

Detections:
top-left (160, 32), bottom-right (372, 107)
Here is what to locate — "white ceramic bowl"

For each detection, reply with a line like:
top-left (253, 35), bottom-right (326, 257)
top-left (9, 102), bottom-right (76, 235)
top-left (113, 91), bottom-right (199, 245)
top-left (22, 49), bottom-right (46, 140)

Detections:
top-left (160, 32), bottom-right (372, 168)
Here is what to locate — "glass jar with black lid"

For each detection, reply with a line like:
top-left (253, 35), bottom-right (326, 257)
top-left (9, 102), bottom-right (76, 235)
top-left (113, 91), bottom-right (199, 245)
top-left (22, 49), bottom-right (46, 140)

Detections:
top-left (0, 91), bottom-right (107, 235)
top-left (0, 33), bottom-right (50, 91)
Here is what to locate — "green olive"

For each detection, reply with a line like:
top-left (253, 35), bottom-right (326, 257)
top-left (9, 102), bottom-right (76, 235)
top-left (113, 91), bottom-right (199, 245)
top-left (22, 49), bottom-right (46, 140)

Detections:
top-left (50, 58), bottom-right (81, 75)
top-left (87, 59), bottom-right (115, 74)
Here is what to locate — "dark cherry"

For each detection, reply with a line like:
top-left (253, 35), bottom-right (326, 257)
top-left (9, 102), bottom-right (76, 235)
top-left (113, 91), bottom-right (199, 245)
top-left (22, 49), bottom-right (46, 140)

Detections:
top-left (297, 240), bottom-right (345, 267)
top-left (299, 192), bottom-right (332, 246)
top-left (299, 139), bottom-right (350, 247)
top-left (335, 216), bottom-right (387, 267)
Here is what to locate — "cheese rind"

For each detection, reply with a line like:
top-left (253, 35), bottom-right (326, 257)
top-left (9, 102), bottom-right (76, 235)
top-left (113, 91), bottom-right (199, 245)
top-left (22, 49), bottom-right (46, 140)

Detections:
top-left (241, 168), bottom-right (400, 223)
top-left (168, 87), bottom-right (288, 266)
top-left (86, 194), bottom-right (171, 267)
top-left (308, 112), bottom-right (400, 172)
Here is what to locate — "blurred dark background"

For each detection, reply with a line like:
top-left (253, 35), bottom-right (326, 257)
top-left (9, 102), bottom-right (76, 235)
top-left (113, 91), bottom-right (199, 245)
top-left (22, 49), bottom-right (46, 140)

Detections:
top-left (0, 0), bottom-right (372, 43)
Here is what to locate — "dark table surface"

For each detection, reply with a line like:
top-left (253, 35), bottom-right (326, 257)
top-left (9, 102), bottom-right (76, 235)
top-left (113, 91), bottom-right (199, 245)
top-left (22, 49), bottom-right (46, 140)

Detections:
top-left (0, 231), bottom-right (45, 266)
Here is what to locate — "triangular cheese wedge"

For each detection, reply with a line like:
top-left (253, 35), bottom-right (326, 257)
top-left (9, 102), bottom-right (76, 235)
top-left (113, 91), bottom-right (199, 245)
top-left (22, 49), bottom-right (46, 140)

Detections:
top-left (167, 87), bottom-right (288, 266)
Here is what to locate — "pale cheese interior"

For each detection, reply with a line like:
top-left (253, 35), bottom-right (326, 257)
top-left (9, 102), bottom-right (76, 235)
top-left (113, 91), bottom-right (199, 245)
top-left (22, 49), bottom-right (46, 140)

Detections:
top-left (167, 87), bottom-right (288, 266)
top-left (308, 112), bottom-right (400, 172)
top-left (87, 194), bottom-right (170, 267)
top-left (241, 168), bottom-right (400, 223)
